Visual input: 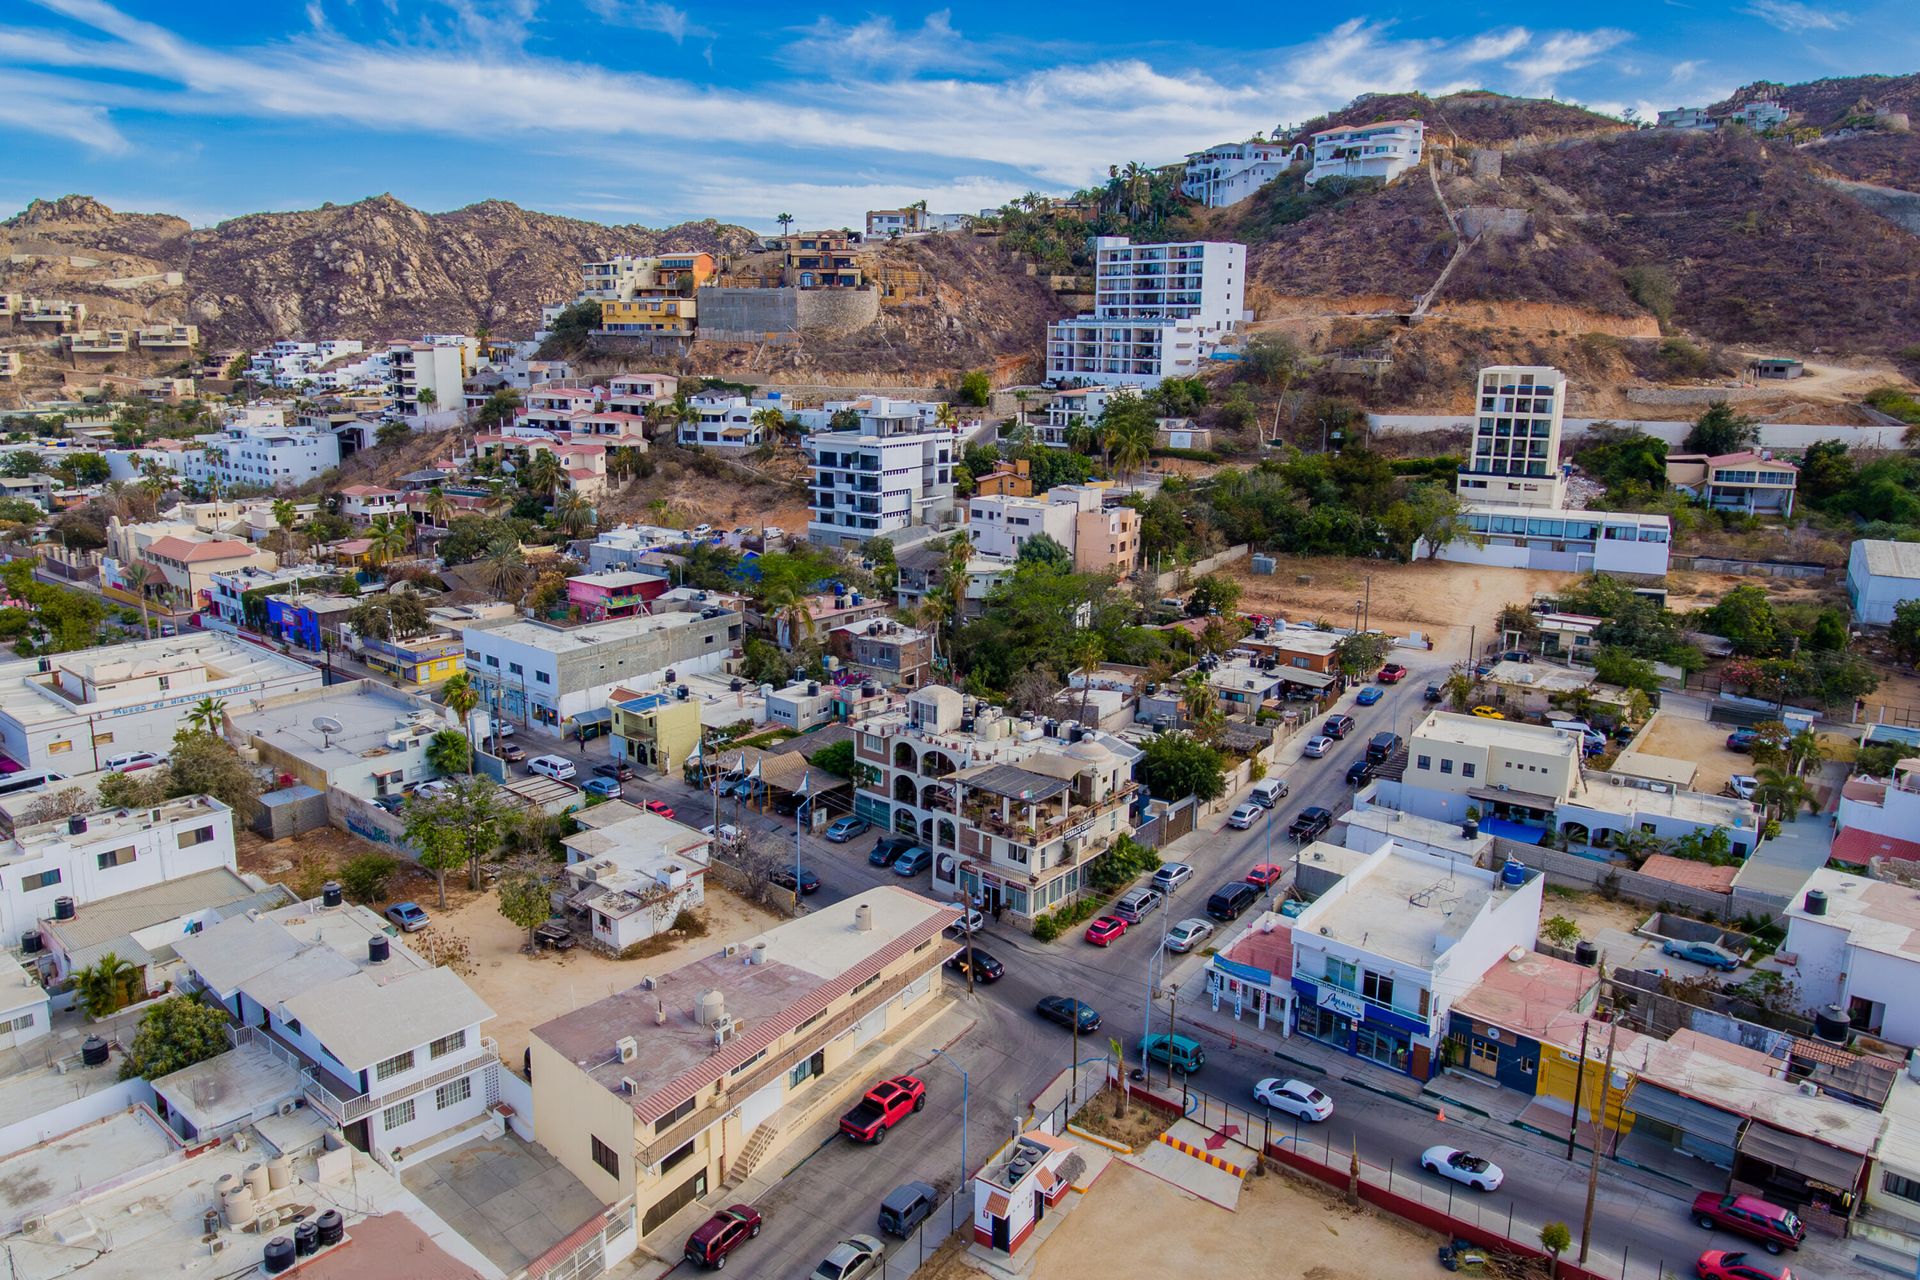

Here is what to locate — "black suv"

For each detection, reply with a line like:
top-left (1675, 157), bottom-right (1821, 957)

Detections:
top-left (1345, 759), bottom-right (1374, 787)
top-left (1365, 731), bottom-right (1402, 764)
top-left (1288, 806), bottom-right (1334, 841)
top-left (1323, 714), bottom-right (1356, 739)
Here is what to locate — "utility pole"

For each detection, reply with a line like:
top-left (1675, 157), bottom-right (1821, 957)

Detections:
top-left (1565, 1018), bottom-right (1591, 1161)
top-left (1363, 575), bottom-right (1372, 633)
top-left (1577, 1021), bottom-right (1619, 1266)
top-left (1164, 982), bottom-right (1180, 1089)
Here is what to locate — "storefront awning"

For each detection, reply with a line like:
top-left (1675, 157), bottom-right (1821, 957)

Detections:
top-left (1737, 1123), bottom-right (1866, 1193)
top-left (570, 707), bottom-right (613, 727)
top-left (1624, 1082), bottom-right (1745, 1147)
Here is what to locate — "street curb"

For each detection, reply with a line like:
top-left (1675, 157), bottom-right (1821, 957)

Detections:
top-left (1067, 1124), bottom-right (1133, 1154)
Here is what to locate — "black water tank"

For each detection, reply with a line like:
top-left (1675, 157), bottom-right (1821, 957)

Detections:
top-left (80, 1036), bottom-right (109, 1067)
top-left (1461, 818), bottom-right (1480, 840)
top-left (664, 669), bottom-right (676, 683)
top-left (52, 897), bottom-right (75, 921)
top-left (368, 935), bottom-right (390, 964)
top-left (1804, 889), bottom-right (1828, 916)
top-left (315, 1210), bottom-right (344, 1247)
top-left (321, 881), bottom-right (343, 908)
top-left (1574, 940), bottom-right (1599, 967)
top-left (66, 814), bottom-right (87, 836)
top-left (19, 931), bottom-right (39, 955)
top-left (808, 682), bottom-right (820, 697)
top-left (293, 1219), bottom-right (320, 1256)
top-left (1813, 1004), bottom-right (1851, 1043)
top-left (263, 1237), bottom-right (296, 1274)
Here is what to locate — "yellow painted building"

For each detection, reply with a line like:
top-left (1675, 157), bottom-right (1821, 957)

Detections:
top-left (610, 691), bottom-right (703, 773)
top-left (600, 297), bottom-right (698, 336)
top-left (359, 633), bottom-right (465, 687)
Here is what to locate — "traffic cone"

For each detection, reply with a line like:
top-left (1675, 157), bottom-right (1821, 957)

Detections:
top-left (1436, 1106), bottom-right (1447, 1123)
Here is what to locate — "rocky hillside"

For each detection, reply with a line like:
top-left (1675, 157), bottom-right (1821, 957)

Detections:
top-left (1283, 90), bottom-right (1629, 148)
top-left (0, 194), bottom-right (759, 348)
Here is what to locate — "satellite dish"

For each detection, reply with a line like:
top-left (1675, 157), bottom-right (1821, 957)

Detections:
top-left (312, 715), bottom-right (344, 748)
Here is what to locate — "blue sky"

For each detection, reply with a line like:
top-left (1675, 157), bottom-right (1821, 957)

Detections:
top-left (2, 0), bottom-right (1913, 232)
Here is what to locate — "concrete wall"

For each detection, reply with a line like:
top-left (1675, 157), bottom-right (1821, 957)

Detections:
top-left (694, 288), bottom-right (879, 339)
top-left (1150, 544), bottom-right (1249, 594)
top-left (1370, 415), bottom-right (1910, 452)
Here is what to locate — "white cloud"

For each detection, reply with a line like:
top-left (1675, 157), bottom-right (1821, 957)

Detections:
top-left (1504, 30), bottom-right (1631, 90)
top-left (0, 65), bottom-right (128, 151)
top-left (781, 10), bottom-right (974, 76)
top-left (585, 0), bottom-right (711, 43)
top-left (1742, 0), bottom-right (1849, 32)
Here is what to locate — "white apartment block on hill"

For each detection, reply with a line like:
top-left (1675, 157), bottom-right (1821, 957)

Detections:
top-left (807, 398), bottom-right (957, 547)
top-left (1306, 119), bottom-right (1425, 187)
top-left (385, 338), bottom-right (470, 418)
top-left (1046, 237), bottom-right (1246, 387)
top-left (185, 423), bottom-right (342, 493)
top-left (1181, 139), bottom-right (1307, 207)
top-left (1459, 365), bottom-right (1566, 508)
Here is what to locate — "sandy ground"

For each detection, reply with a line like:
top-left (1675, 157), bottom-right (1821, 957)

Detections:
top-left (1543, 888), bottom-right (1648, 942)
top-left (1067, 1088), bottom-right (1176, 1151)
top-left (1634, 713), bottom-right (1747, 794)
top-left (1660, 569), bottom-right (1840, 614)
top-left (1231, 556), bottom-right (1576, 657)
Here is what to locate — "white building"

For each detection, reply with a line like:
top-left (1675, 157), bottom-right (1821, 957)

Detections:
top-left (807, 398), bottom-right (957, 548)
top-left (766, 680), bottom-right (834, 731)
top-left (560, 805), bottom-right (710, 952)
top-left (1046, 238), bottom-right (1246, 387)
top-left (1656, 106), bottom-right (1715, 130)
top-left (1729, 100), bottom-right (1790, 130)
top-left (385, 339), bottom-right (471, 419)
top-left (185, 424), bottom-right (342, 493)
top-left (679, 394), bottom-right (772, 451)
top-left (1459, 365), bottom-right (1566, 509)
top-left (230, 682), bottom-right (450, 802)
top-left (1781, 870), bottom-right (1920, 1045)
top-left (1181, 139), bottom-right (1307, 207)
top-left (1036, 385), bottom-right (1142, 448)
top-left (1306, 119), bottom-right (1425, 187)
top-left (1848, 539), bottom-right (1920, 626)
top-left (0, 633), bottom-right (321, 774)
top-left (965, 492), bottom-right (1078, 560)
top-left (174, 892), bottom-right (498, 1168)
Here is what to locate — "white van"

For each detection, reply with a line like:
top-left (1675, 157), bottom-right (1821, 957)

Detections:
top-left (1249, 777), bottom-right (1290, 808)
top-left (1549, 720), bottom-right (1607, 751)
top-left (526, 754), bottom-right (577, 782)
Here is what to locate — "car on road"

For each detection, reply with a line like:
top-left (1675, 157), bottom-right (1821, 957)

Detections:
top-left (1206, 881), bottom-right (1258, 921)
top-left (944, 908), bottom-right (985, 938)
top-left (945, 946), bottom-right (1003, 983)
top-left (1253, 1077), bottom-right (1334, 1122)
top-left (1355, 685), bottom-right (1383, 706)
top-left (892, 847), bottom-right (933, 876)
top-left (1345, 759), bottom-right (1373, 787)
top-left (1302, 735), bottom-right (1335, 758)
top-left (1366, 731), bottom-right (1402, 764)
top-left (810, 1236), bottom-right (884, 1280)
top-left (1663, 939), bottom-right (1740, 971)
top-left (411, 779), bottom-right (454, 800)
top-left (1164, 917), bottom-right (1215, 953)
top-left (496, 743), bottom-right (527, 764)
top-left (1035, 996), bottom-right (1100, 1033)
top-left (1288, 807), bottom-right (1334, 842)
top-left (1113, 887), bottom-right (1162, 923)
top-left (1323, 714), bottom-right (1356, 739)
top-left (103, 751), bottom-right (164, 772)
top-left (769, 865), bottom-right (821, 895)
top-left (1152, 863), bottom-right (1193, 893)
top-left (1727, 774), bottom-right (1759, 801)
top-left (1249, 777), bottom-right (1289, 807)
top-left (868, 842), bottom-right (902, 867)
top-left (1694, 1251), bottom-right (1795, 1280)
top-left (872, 835), bottom-right (916, 862)
top-left (1691, 1192), bottom-right (1804, 1254)
top-left (384, 902), bottom-right (430, 932)
top-left (840, 1075), bottom-right (925, 1143)
top-left (592, 761), bottom-right (634, 782)
top-left (583, 777), bottom-right (623, 798)
top-left (490, 722), bottom-right (516, 739)
top-left (644, 799), bottom-right (676, 819)
top-left (1084, 915), bottom-right (1129, 946)
top-left (878, 1182), bottom-right (938, 1238)
top-left (826, 816), bottom-right (872, 842)
top-left (1379, 663), bottom-right (1408, 684)
top-left (1469, 706), bottom-right (1505, 720)
top-left (1424, 683), bottom-right (1443, 702)
top-left (1244, 863), bottom-right (1284, 889)
top-left (1420, 1146), bottom-right (1503, 1191)
top-left (684, 1205), bottom-right (762, 1270)
top-left (526, 754), bottom-right (577, 781)
top-left (1726, 728), bottom-right (1760, 753)
top-left (1139, 1033), bottom-right (1206, 1074)
top-left (1226, 802), bottom-right (1263, 830)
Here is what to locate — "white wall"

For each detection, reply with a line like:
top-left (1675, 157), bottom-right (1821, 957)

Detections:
top-left (0, 1076), bottom-right (149, 1158)
top-left (8, 806), bottom-right (237, 946)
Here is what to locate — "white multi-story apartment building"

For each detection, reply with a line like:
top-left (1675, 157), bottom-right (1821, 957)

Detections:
top-left (1728, 100), bottom-right (1789, 130)
top-left (185, 424), bottom-right (342, 493)
top-left (175, 891), bottom-right (497, 1168)
top-left (1181, 139), bottom-right (1307, 207)
top-left (1656, 106), bottom-right (1715, 131)
top-left (1306, 119), bottom-right (1425, 187)
top-left (385, 339), bottom-right (470, 418)
top-left (1046, 238), bottom-right (1246, 387)
top-left (807, 398), bottom-right (957, 547)
top-left (605, 373), bottom-right (679, 415)
top-left (679, 394), bottom-right (772, 451)
top-left (966, 492), bottom-right (1079, 560)
top-left (245, 340), bottom-right (379, 389)
top-left (1459, 365), bottom-right (1566, 508)
top-left (1036, 386), bottom-right (1142, 448)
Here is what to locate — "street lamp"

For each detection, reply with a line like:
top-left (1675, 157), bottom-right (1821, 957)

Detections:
top-left (928, 1047), bottom-right (969, 1194)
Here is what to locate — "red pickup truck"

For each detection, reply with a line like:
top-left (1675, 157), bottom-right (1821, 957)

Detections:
top-left (840, 1075), bottom-right (925, 1144)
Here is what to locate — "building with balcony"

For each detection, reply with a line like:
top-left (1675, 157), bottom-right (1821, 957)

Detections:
top-left (558, 805), bottom-right (709, 952)
top-left (679, 394), bottom-right (774, 451)
top-left (205, 563), bottom-right (319, 628)
top-left (955, 741), bottom-right (1138, 925)
top-left (1306, 119), bottom-right (1425, 187)
top-left (174, 893), bottom-right (497, 1167)
top-left (567, 569), bottom-right (665, 621)
top-left (1046, 238), bottom-right (1244, 387)
top-left (775, 232), bottom-right (863, 288)
top-left (1036, 386), bottom-right (1143, 448)
top-left (18, 298), bottom-right (85, 329)
top-left (579, 253), bottom-right (715, 302)
top-left (384, 339), bottom-right (469, 419)
top-left (1180, 138), bottom-right (1307, 207)
top-left (1458, 365), bottom-right (1566, 509)
top-left (186, 424), bottom-right (342, 493)
top-left (827, 618), bottom-right (932, 690)
top-left (806, 400), bottom-right (956, 547)
top-left (337, 484), bottom-right (406, 522)
top-left (1848, 539), bottom-right (1920, 626)
top-left (864, 208), bottom-right (974, 237)
top-left (609, 690), bottom-right (704, 774)
top-left (605, 372), bottom-right (679, 414)
top-left (601, 296), bottom-right (697, 335)
top-left (136, 323), bottom-right (199, 349)
top-left (0, 353), bottom-right (17, 379)
top-left (965, 492), bottom-right (1078, 561)
top-left (1833, 756), bottom-right (1920, 867)
top-left (893, 545), bottom-right (1013, 620)
top-left (357, 631), bottom-right (465, 687)
top-left (63, 329), bottom-right (130, 355)
top-left (1435, 504), bottom-right (1673, 576)
top-left (1665, 450), bottom-right (1798, 516)
top-left (529, 888), bottom-right (955, 1237)
top-left (1656, 105), bottom-right (1715, 130)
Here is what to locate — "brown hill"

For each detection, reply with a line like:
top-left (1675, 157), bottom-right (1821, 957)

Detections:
top-left (1283, 90), bottom-right (1628, 148)
top-left (1720, 74), bottom-right (1920, 128)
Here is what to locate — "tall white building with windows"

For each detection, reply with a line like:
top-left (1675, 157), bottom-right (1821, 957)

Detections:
top-left (1045, 237), bottom-right (1246, 387)
top-left (1180, 140), bottom-right (1307, 207)
top-left (807, 398), bottom-right (956, 548)
top-left (1306, 119), bottom-right (1425, 187)
top-left (184, 424), bottom-right (341, 493)
top-left (1458, 365), bottom-right (1566, 509)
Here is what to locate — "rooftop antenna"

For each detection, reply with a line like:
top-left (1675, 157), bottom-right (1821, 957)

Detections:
top-left (312, 715), bottom-right (344, 750)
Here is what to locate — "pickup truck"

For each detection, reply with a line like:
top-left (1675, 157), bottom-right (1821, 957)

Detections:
top-left (839, 1075), bottom-right (925, 1144)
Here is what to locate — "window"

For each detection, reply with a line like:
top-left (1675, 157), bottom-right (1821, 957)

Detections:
top-left (1416, 755), bottom-right (1431, 771)
top-left (1362, 970), bottom-right (1395, 1007)
top-left (6, 1012), bottom-right (33, 1032)
top-left (435, 1076), bottom-right (473, 1110)
top-left (536, 671), bottom-right (551, 684)
top-left (48, 741), bottom-right (70, 755)
top-left (97, 847), bottom-right (136, 870)
top-left (1440, 759), bottom-right (1453, 775)
top-left (789, 1049), bottom-right (826, 1088)
top-left (591, 1135), bottom-right (620, 1178)
top-left (382, 1099), bottom-right (415, 1130)
top-left (730, 1048), bottom-right (767, 1077)
top-left (509, 662), bottom-right (523, 676)
top-left (654, 1096), bottom-right (696, 1133)
top-left (20, 869), bottom-right (60, 892)
top-left (1325, 957), bottom-right (1357, 991)
top-left (177, 825), bottom-right (215, 849)
top-left (1885, 1172), bottom-right (1920, 1204)
top-left (1462, 763), bottom-right (1476, 778)
top-left (429, 1030), bottom-right (467, 1059)
top-left (374, 1049), bottom-right (415, 1081)
top-left (660, 1137), bottom-right (696, 1174)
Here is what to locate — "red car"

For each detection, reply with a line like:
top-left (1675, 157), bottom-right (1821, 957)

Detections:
top-left (684, 1205), bottom-right (762, 1270)
top-left (645, 799), bottom-right (677, 819)
top-left (840, 1075), bottom-right (925, 1143)
top-left (1244, 864), bottom-right (1284, 889)
top-left (1378, 663), bottom-right (1408, 684)
top-left (1695, 1251), bottom-right (1793, 1280)
top-left (1691, 1192), bottom-right (1803, 1255)
top-left (1084, 915), bottom-right (1129, 946)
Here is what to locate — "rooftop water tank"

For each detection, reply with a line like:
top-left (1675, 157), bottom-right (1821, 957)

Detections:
top-left (1500, 859), bottom-right (1527, 887)
top-left (293, 1220), bottom-right (320, 1257)
top-left (315, 1210), bottom-right (344, 1247)
top-left (1803, 889), bottom-right (1827, 916)
top-left (52, 897), bottom-right (75, 921)
top-left (1812, 1004), bottom-right (1851, 1044)
top-left (81, 1036), bottom-right (109, 1067)
top-left (263, 1237), bottom-right (296, 1274)
top-left (66, 814), bottom-right (87, 835)
top-left (321, 881), bottom-right (343, 908)
top-left (368, 935), bottom-right (390, 964)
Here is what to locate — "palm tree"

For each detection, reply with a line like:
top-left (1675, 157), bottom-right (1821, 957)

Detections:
top-left (1073, 634), bottom-right (1105, 728)
top-left (441, 673), bottom-right (480, 773)
top-left (481, 537), bottom-right (527, 602)
top-left (416, 387), bottom-right (438, 413)
top-left (271, 498), bottom-right (298, 566)
top-left (367, 514), bottom-right (410, 568)
top-left (420, 486), bottom-right (452, 530)
top-left (552, 490), bottom-right (594, 538)
top-left (775, 212), bottom-right (795, 237)
top-left (1106, 413), bottom-right (1153, 483)
top-left (77, 952), bottom-right (138, 1018)
top-left (522, 450), bottom-right (561, 499)
top-left (1752, 765), bottom-right (1816, 820)
top-left (935, 402), bottom-right (959, 433)
top-left (184, 696), bottom-right (227, 736)
top-left (121, 562), bottom-right (153, 639)
top-left (749, 407), bottom-right (785, 450)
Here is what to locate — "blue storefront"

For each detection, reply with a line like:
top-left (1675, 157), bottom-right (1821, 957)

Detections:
top-left (1290, 976), bottom-right (1437, 1080)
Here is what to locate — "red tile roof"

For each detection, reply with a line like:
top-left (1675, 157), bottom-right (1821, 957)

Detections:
top-left (1223, 920), bottom-right (1292, 980)
top-left (146, 535), bottom-right (254, 563)
top-left (1637, 854), bottom-right (1738, 893)
top-left (1831, 827), bottom-right (1920, 866)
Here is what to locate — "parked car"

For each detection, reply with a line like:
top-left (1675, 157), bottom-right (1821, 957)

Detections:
top-left (878, 1182), bottom-right (938, 1238)
top-left (1355, 686), bottom-right (1384, 706)
top-left (1424, 683), bottom-right (1443, 703)
top-left (1663, 939), bottom-right (1740, 971)
top-left (703, 822), bottom-right (742, 845)
top-left (1244, 863), bottom-right (1284, 889)
top-left (1691, 1192), bottom-right (1804, 1255)
top-left (891, 847), bottom-right (933, 876)
top-left (1288, 807), bottom-right (1333, 841)
top-left (826, 816), bottom-right (872, 843)
top-left (1206, 881), bottom-right (1258, 921)
top-left (1379, 663), bottom-right (1408, 684)
top-left (1421, 1146), bottom-right (1504, 1191)
top-left (1152, 863), bottom-right (1193, 893)
top-left (645, 799), bottom-right (676, 819)
top-left (1249, 777), bottom-right (1289, 807)
top-left (1469, 706), bottom-right (1505, 720)
top-left (840, 1076), bottom-right (925, 1143)
top-left (1164, 917), bottom-right (1215, 953)
top-left (769, 865), bottom-right (822, 895)
top-left (593, 761), bottom-right (634, 782)
top-left (1366, 731), bottom-right (1402, 764)
top-left (411, 779), bottom-right (454, 800)
top-left (496, 743), bottom-right (527, 764)
top-left (1139, 1033), bottom-right (1206, 1074)
top-left (684, 1205), bottom-right (762, 1270)
top-left (491, 722), bottom-right (516, 738)
top-left (1084, 915), bottom-right (1129, 946)
top-left (1323, 714), bottom-right (1356, 739)
top-left (869, 843), bottom-right (903, 867)
top-left (373, 794), bottom-right (406, 814)
top-left (1253, 1077), bottom-right (1334, 1122)
top-left (1302, 735), bottom-right (1335, 758)
top-left (1113, 887), bottom-right (1163, 923)
top-left (1345, 759), bottom-right (1374, 787)
top-left (1035, 995), bottom-right (1101, 1033)
top-left (1694, 1251), bottom-right (1795, 1280)
top-left (384, 902), bottom-right (429, 932)
top-left (583, 777), bottom-right (623, 798)
top-left (810, 1236), bottom-right (884, 1280)
top-left (1726, 728), bottom-right (1760, 753)
top-left (1727, 774), bottom-right (1759, 801)
top-left (872, 835), bottom-right (916, 862)
top-left (1226, 802), bottom-right (1263, 830)
top-left (526, 754), bottom-right (577, 781)
top-left (945, 946), bottom-right (1003, 983)
top-left (944, 907), bottom-right (985, 938)
top-left (103, 751), bottom-right (163, 772)
top-left (1500, 649), bottom-right (1533, 664)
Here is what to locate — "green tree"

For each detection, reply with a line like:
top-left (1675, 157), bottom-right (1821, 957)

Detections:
top-left (445, 776), bottom-right (508, 890)
top-left (1796, 439), bottom-right (1853, 502)
top-left (862, 537), bottom-right (899, 595)
top-left (1891, 599), bottom-right (1920, 666)
top-left (1334, 630), bottom-right (1393, 678)
top-left (403, 791), bottom-right (469, 908)
top-left (740, 637), bottom-right (791, 687)
top-left (1383, 481), bottom-right (1477, 560)
top-left (808, 738), bottom-right (857, 779)
top-left (956, 370), bottom-right (992, 407)
top-left (118, 994), bottom-right (230, 1081)
top-left (1187, 574), bottom-right (1242, 616)
top-left (120, 562), bottom-right (153, 640)
top-left (552, 490), bottom-right (594, 538)
top-left (58, 452), bottom-right (110, 485)
top-left (1700, 584), bottom-right (1779, 656)
top-left (348, 592), bottom-right (429, 643)
top-left (541, 300), bottom-right (603, 355)
top-left (753, 549), bottom-right (834, 647)
top-left (367, 513), bottom-right (411, 567)
top-left (183, 697), bottom-right (227, 736)
top-left (339, 851), bottom-right (398, 902)
top-left (1137, 732), bottom-right (1227, 802)
top-left (440, 674), bottom-right (480, 771)
top-left (76, 951), bottom-right (140, 1018)
top-left (1592, 647), bottom-right (1662, 693)
top-left (1683, 402), bottom-right (1758, 456)
top-left (1102, 406), bottom-right (1154, 483)
top-left (376, 420), bottom-right (411, 448)
top-left (425, 730), bottom-right (471, 778)
top-left (0, 451), bottom-right (41, 479)
top-left (1016, 533), bottom-right (1072, 568)
top-left (1806, 607), bottom-right (1849, 653)
top-left (498, 860), bottom-right (556, 954)
top-left (481, 537), bottom-right (528, 602)
top-left (1241, 332), bottom-right (1303, 391)
top-left (162, 731), bottom-right (266, 814)
top-left (1539, 1222), bottom-right (1572, 1279)
top-left (1752, 765), bottom-right (1815, 820)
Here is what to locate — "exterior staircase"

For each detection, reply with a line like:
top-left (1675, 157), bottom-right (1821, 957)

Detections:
top-left (724, 1120), bottom-right (781, 1189)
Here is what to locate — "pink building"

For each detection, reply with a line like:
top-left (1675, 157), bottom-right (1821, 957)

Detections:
top-left (566, 569), bottom-right (664, 620)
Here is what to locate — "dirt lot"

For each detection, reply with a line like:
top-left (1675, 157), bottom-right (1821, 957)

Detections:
top-left (1067, 1088), bottom-right (1176, 1151)
top-left (1633, 712), bottom-right (1746, 794)
top-left (916, 1160), bottom-right (1443, 1280)
top-left (1660, 569), bottom-right (1841, 614)
top-left (1231, 556), bottom-right (1577, 658)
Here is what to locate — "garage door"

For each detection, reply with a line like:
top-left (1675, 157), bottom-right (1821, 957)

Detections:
top-left (1624, 1082), bottom-right (1743, 1167)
